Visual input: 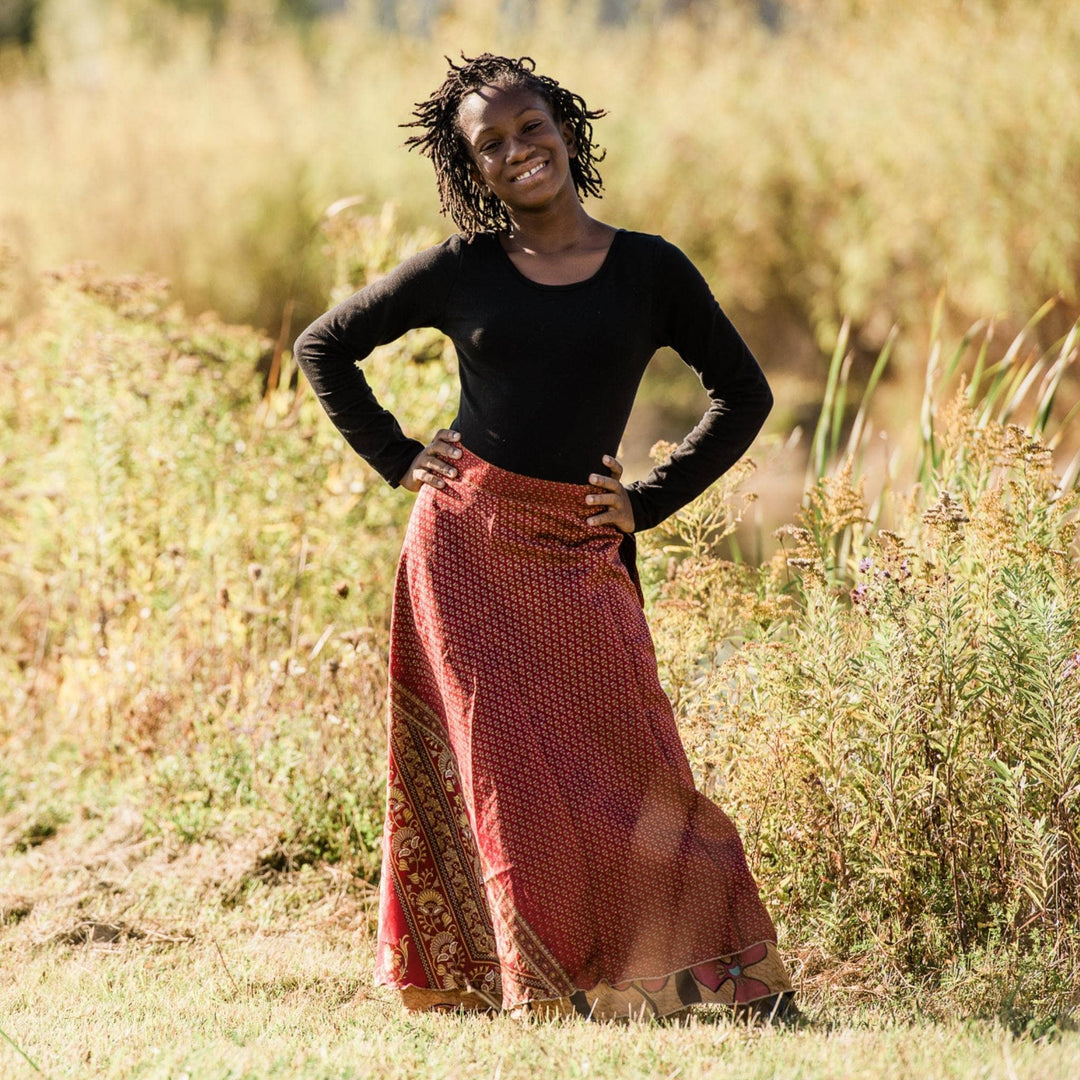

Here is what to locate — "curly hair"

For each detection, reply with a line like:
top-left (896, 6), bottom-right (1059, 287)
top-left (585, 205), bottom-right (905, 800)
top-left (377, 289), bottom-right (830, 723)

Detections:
top-left (403, 54), bottom-right (606, 237)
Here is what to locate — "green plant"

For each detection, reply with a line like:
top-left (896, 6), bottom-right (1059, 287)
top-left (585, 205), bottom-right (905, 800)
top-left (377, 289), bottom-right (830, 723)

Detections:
top-left (641, 310), bottom-right (1080, 1022)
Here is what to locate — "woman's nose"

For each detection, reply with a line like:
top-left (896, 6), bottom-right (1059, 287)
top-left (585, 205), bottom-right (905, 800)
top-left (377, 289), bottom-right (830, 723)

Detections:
top-left (505, 136), bottom-right (531, 162)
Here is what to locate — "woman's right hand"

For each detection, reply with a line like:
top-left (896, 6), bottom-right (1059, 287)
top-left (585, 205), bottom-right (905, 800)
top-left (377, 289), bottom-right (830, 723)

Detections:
top-left (400, 429), bottom-right (463, 492)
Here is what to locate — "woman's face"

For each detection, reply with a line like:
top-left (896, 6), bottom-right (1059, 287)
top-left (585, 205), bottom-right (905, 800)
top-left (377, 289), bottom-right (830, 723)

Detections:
top-left (456, 84), bottom-right (577, 216)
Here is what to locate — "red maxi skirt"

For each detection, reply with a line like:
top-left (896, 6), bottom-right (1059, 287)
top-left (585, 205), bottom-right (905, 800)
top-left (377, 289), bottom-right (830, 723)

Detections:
top-left (374, 449), bottom-right (790, 1019)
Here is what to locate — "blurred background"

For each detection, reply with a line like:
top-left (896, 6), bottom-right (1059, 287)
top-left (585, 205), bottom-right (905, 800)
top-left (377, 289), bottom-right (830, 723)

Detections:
top-left (2, 0), bottom-right (1079, 501)
top-left (3, 8), bottom-right (1080, 1015)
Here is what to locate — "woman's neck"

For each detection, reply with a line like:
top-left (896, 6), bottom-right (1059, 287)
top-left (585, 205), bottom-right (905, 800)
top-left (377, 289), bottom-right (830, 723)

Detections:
top-left (502, 203), bottom-right (607, 256)
top-left (498, 209), bottom-right (617, 286)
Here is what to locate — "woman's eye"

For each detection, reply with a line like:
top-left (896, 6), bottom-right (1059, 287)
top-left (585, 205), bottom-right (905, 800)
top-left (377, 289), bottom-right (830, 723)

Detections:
top-left (479, 141), bottom-right (499, 154)
top-left (523, 120), bottom-right (542, 132)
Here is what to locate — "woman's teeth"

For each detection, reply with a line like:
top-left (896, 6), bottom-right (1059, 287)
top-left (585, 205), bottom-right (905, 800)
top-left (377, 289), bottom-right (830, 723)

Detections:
top-left (513, 162), bottom-right (546, 182)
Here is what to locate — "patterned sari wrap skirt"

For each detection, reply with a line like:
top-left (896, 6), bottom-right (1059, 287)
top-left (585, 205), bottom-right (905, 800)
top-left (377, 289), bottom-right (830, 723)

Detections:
top-left (375, 448), bottom-right (791, 1020)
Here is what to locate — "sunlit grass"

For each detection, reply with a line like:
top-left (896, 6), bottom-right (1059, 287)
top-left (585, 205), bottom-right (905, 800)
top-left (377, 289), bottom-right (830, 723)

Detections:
top-left (2, 0), bottom-right (1078, 370)
top-left (2, 211), bottom-right (1078, 1057)
top-left (2, 8), bottom-right (1080, 1066)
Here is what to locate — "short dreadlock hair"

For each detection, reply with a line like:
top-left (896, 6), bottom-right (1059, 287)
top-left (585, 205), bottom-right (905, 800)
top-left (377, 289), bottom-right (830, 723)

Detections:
top-left (403, 54), bottom-right (606, 238)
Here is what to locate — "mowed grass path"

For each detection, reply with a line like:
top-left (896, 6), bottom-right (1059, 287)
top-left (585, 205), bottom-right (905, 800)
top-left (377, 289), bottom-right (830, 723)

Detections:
top-left (1, 809), bottom-right (1077, 1080)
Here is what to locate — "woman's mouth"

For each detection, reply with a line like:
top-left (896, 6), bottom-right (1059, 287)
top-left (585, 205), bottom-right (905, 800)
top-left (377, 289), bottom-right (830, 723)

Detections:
top-left (510, 161), bottom-right (548, 183)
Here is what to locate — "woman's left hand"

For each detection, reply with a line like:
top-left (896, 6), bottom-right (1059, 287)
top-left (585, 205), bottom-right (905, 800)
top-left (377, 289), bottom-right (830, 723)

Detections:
top-left (585, 455), bottom-right (636, 534)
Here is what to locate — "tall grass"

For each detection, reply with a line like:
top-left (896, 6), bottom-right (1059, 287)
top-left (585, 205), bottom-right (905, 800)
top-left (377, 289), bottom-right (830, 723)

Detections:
top-left (645, 305), bottom-right (1080, 1022)
top-left (1, 0), bottom-right (1078, 392)
top-left (2, 206), bottom-right (1078, 1026)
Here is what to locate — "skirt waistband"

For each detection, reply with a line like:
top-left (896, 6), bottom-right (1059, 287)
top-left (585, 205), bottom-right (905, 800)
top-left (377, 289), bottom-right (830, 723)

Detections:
top-left (453, 447), bottom-right (597, 515)
top-left (443, 447), bottom-right (642, 604)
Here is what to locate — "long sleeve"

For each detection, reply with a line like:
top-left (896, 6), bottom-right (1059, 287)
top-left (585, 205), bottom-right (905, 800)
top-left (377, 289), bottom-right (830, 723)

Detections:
top-left (293, 237), bottom-right (461, 486)
top-left (625, 240), bottom-right (773, 532)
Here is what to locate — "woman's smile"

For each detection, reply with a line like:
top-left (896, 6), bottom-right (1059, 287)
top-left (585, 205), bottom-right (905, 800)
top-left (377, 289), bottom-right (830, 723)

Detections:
top-left (510, 160), bottom-right (549, 183)
top-left (456, 84), bottom-right (577, 212)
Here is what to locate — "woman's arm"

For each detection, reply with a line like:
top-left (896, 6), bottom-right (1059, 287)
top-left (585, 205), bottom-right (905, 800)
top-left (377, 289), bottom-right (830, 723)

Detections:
top-left (293, 237), bottom-right (461, 486)
top-left (624, 239), bottom-right (773, 532)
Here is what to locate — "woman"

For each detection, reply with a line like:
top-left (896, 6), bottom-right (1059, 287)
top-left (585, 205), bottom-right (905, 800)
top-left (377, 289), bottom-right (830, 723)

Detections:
top-left (294, 54), bottom-right (793, 1022)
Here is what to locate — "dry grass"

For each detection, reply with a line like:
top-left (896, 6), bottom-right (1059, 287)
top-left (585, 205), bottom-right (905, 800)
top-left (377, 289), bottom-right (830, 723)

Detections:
top-left (3, 211), bottom-right (1078, 1038)
top-left (2, 0), bottom-right (1078, 374)
top-left (3, 47), bottom-right (1080, 1068)
top-left (2, 803), bottom-right (1079, 1079)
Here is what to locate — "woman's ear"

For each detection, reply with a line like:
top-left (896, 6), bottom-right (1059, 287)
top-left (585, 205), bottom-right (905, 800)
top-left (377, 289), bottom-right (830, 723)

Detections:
top-left (562, 120), bottom-right (577, 159)
top-left (468, 161), bottom-right (487, 190)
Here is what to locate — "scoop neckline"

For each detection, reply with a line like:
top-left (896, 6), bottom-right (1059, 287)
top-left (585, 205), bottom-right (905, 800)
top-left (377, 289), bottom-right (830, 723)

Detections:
top-left (491, 228), bottom-right (624, 290)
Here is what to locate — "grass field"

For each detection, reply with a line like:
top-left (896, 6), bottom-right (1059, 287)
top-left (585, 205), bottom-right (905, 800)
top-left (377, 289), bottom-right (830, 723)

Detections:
top-left (3, 0), bottom-right (1079, 379)
top-left (2, 213), bottom-right (1078, 1077)
top-left (2, 3), bottom-right (1079, 1074)
top-left (2, 823), bottom-right (1078, 1079)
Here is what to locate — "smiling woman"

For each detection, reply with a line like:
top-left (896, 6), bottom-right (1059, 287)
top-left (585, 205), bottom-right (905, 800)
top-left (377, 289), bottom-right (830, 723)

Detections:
top-left (293, 53), bottom-right (792, 1023)
top-left (458, 88), bottom-right (576, 210)
top-left (455, 84), bottom-right (617, 287)
top-left (402, 53), bottom-right (607, 243)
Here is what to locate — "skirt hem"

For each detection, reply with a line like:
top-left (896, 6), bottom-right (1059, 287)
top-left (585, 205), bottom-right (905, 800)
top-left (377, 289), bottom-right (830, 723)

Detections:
top-left (378, 939), bottom-right (792, 1021)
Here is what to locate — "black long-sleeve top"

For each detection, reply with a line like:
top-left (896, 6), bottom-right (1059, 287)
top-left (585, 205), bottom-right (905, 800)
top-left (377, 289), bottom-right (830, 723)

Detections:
top-left (293, 229), bottom-right (772, 532)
